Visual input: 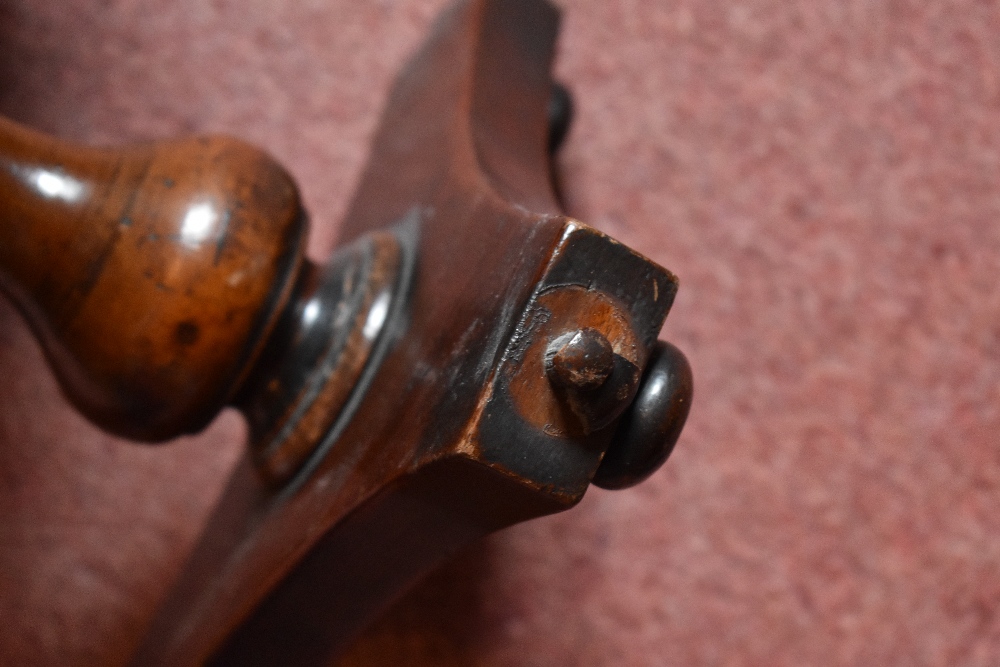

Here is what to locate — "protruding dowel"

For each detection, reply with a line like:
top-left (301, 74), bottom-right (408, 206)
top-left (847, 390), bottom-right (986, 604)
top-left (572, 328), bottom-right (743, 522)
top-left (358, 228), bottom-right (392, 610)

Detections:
top-left (0, 117), bottom-right (306, 440)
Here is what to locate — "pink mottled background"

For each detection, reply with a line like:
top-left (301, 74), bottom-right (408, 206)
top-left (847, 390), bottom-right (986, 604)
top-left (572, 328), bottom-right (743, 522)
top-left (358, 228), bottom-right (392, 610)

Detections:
top-left (1, 0), bottom-right (999, 665)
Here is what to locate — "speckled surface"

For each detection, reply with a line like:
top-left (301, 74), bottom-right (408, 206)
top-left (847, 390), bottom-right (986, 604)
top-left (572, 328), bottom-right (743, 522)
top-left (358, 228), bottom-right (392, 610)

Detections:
top-left (1, 0), bottom-right (999, 665)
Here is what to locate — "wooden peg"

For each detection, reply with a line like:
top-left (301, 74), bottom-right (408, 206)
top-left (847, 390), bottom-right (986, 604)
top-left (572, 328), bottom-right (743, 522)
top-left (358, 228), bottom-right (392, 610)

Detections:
top-left (0, 0), bottom-right (692, 664)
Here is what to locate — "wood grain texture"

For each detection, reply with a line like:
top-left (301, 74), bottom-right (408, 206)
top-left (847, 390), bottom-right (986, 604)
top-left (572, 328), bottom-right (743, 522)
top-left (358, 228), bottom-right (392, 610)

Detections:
top-left (0, 118), bottom-right (305, 440)
top-left (131, 1), bottom-right (678, 662)
top-left (1, 0), bottom-right (999, 665)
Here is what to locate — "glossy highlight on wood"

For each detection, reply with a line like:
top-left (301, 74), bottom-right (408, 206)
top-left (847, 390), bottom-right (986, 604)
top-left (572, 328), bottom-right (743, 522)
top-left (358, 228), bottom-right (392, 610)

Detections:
top-left (0, 117), bottom-right (306, 440)
top-left (593, 340), bottom-right (693, 490)
top-left (237, 231), bottom-right (404, 484)
top-left (0, 0), bottom-right (693, 663)
top-left (133, 1), bottom-right (688, 663)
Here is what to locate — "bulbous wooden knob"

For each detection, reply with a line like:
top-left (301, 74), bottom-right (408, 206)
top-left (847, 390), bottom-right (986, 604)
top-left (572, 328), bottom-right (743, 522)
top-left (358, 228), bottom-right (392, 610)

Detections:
top-left (0, 117), bottom-right (306, 440)
top-left (592, 340), bottom-right (693, 490)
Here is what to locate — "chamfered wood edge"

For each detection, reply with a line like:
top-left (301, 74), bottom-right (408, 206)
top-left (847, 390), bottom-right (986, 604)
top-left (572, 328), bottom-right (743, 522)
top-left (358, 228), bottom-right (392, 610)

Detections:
top-left (132, 0), bottom-right (683, 663)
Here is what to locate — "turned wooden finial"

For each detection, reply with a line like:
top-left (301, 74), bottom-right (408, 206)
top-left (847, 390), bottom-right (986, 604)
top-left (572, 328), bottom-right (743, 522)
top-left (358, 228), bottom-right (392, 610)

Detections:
top-left (0, 117), bottom-right (306, 440)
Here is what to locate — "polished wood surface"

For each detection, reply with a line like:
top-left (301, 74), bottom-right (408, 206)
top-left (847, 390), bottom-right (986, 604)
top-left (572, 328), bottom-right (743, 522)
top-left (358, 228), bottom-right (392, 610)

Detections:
top-left (0, 0), bottom-right (690, 663)
top-left (133, 1), bottom-right (685, 663)
top-left (4, 0), bottom-right (996, 662)
top-left (0, 118), bottom-right (305, 440)
top-left (238, 230), bottom-right (403, 484)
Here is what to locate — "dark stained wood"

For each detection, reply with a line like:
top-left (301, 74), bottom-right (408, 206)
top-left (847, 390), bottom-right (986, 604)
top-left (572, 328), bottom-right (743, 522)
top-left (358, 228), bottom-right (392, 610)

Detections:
top-left (593, 340), bottom-right (694, 490)
top-left (546, 327), bottom-right (617, 392)
top-left (133, 0), bottom-right (683, 664)
top-left (0, 0), bottom-right (692, 663)
top-left (0, 118), bottom-right (306, 440)
top-left (237, 230), bottom-right (404, 484)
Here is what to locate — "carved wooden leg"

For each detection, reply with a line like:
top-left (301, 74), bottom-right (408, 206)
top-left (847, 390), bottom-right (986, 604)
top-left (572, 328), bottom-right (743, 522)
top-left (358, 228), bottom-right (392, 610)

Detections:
top-left (0, 0), bottom-right (692, 664)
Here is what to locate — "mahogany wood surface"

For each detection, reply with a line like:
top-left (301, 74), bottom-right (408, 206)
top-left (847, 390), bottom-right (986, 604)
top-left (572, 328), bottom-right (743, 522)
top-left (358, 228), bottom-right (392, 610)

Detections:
top-left (2, 0), bottom-right (998, 665)
top-left (0, 119), bottom-right (305, 440)
top-left (132, 1), bottom-right (680, 663)
top-left (0, 0), bottom-right (685, 663)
